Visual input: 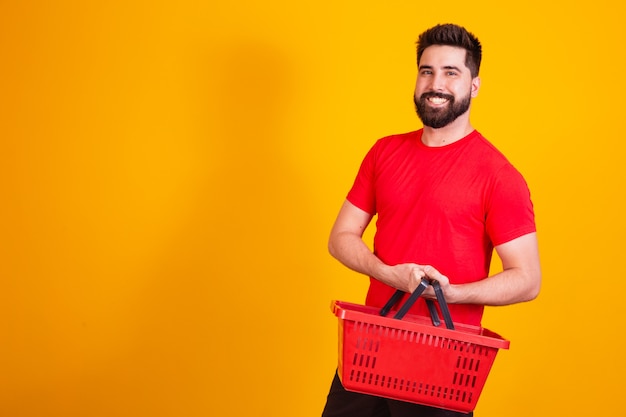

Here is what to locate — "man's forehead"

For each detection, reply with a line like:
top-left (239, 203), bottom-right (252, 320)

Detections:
top-left (419, 45), bottom-right (467, 67)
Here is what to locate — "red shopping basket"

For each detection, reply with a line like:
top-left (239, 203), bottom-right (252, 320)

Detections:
top-left (332, 279), bottom-right (510, 413)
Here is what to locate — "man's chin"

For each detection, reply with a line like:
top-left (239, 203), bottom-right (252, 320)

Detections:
top-left (418, 113), bottom-right (448, 129)
top-left (423, 122), bottom-right (449, 129)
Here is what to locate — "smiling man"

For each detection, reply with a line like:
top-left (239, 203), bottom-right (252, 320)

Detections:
top-left (321, 24), bottom-right (541, 417)
top-left (414, 44), bottom-right (478, 133)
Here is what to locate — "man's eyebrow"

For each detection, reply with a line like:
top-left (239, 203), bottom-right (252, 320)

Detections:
top-left (443, 65), bottom-right (463, 72)
top-left (418, 64), bottom-right (464, 72)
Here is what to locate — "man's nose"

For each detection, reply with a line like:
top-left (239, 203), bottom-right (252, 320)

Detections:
top-left (429, 73), bottom-right (445, 91)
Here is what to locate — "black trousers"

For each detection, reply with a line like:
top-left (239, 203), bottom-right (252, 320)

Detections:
top-left (321, 371), bottom-right (474, 417)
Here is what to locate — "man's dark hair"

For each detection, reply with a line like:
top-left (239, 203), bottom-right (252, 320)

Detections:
top-left (416, 24), bottom-right (482, 78)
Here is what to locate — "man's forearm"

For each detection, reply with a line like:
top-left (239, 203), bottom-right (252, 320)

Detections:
top-left (328, 232), bottom-right (387, 279)
top-left (328, 232), bottom-right (425, 293)
top-left (446, 267), bottom-right (541, 306)
top-left (327, 200), bottom-right (428, 294)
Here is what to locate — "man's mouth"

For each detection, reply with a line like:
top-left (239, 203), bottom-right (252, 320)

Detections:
top-left (427, 96), bottom-right (449, 105)
top-left (421, 92), bottom-right (453, 106)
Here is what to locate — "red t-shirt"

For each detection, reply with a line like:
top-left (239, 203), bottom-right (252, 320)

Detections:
top-left (347, 129), bottom-right (536, 325)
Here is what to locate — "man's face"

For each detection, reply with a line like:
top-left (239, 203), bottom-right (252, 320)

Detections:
top-left (414, 45), bottom-right (479, 129)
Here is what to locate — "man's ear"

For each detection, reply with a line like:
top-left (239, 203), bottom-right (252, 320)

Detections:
top-left (471, 76), bottom-right (481, 98)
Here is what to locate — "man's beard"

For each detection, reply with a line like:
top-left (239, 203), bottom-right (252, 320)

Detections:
top-left (414, 91), bottom-right (472, 129)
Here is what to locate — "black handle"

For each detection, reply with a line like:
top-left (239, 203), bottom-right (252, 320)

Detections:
top-left (379, 278), bottom-right (455, 330)
top-left (380, 289), bottom-right (405, 317)
top-left (425, 299), bottom-right (441, 327)
top-left (393, 278), bottom-right (429, 319)
top-left (432, 280), bottom-right (454, 330)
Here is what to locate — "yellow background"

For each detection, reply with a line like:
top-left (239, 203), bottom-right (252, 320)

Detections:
top-left (1, 1), bottom-right (624, 416)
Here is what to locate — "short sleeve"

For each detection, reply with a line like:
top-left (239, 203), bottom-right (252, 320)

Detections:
top-left (346, 143), bottom-right (379, 215)
top-left (485, 163), bottom-right (536, 246)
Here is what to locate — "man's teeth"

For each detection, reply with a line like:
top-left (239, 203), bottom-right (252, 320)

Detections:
top-left (428, 97), bottom-right (448, 104)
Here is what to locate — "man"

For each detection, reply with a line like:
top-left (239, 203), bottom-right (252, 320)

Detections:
top-left (321, 23), bottom-right (541, 417)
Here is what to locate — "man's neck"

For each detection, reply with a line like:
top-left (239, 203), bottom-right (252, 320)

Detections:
top-left (421, 117), bottom-right (474, 147)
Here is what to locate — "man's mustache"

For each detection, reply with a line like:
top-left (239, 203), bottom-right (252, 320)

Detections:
top-left (419, 92), bottom-right (454, 101)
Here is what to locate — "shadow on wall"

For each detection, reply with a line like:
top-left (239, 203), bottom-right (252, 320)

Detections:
top-left (70, 40), bottom-right (321, 416)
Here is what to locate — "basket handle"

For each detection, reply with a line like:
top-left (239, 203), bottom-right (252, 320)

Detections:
top-left (379, 278), bottom-right (455, 330)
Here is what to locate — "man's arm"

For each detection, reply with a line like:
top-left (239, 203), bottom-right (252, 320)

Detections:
top-left (328, 200), bottom-right (426, 293)
top-left (424, 232), bottom-right (542, 305)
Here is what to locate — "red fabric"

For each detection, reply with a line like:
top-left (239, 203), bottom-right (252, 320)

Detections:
top-left (346, 129), bottom-right (536, 326)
